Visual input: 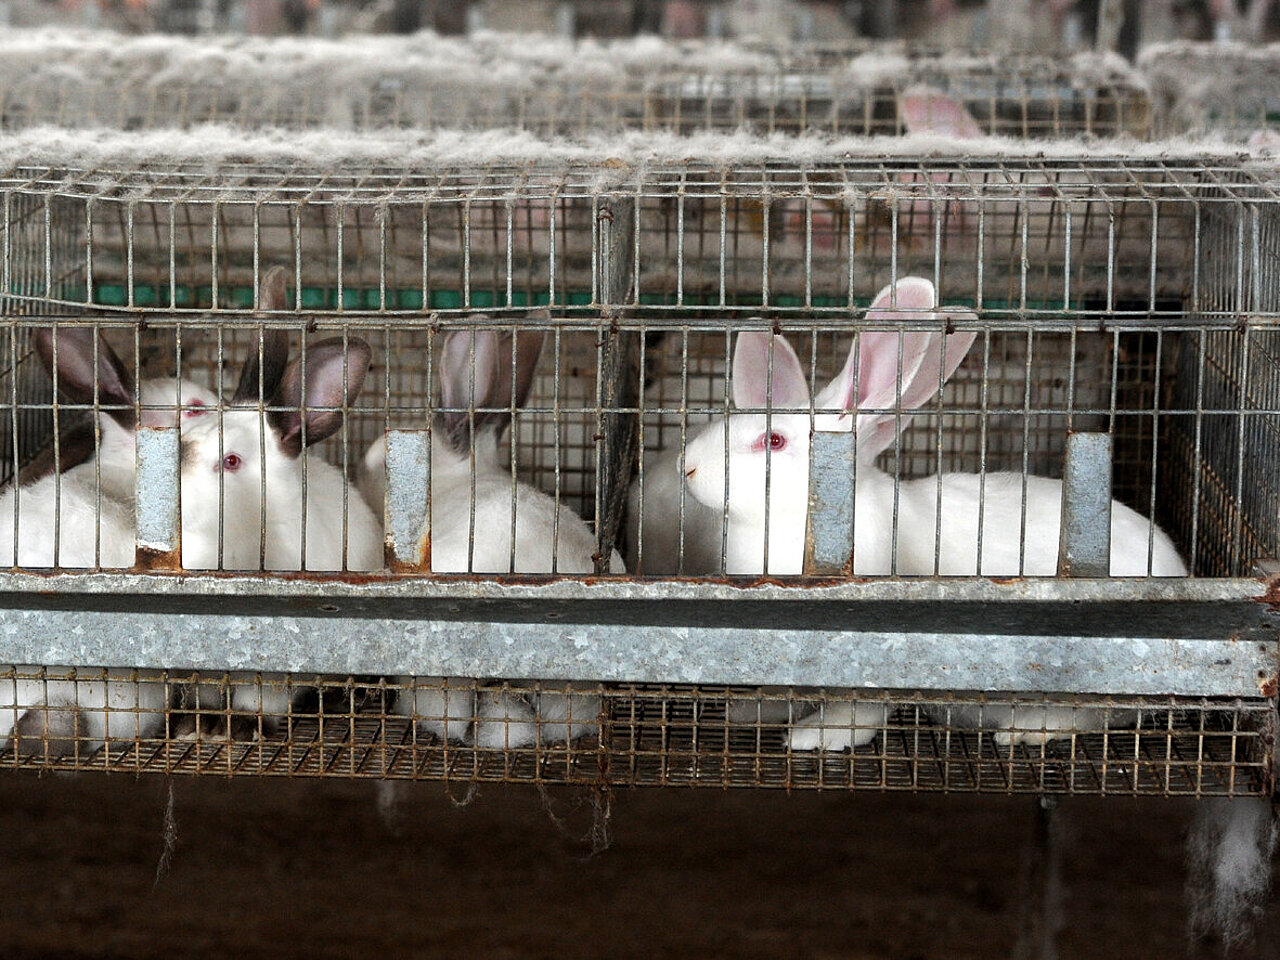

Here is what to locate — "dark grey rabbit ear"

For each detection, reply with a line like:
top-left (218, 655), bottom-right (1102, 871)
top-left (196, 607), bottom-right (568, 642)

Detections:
top-left (232, 266), bottom-right (293, 404)
top-left (438, 326), bottom-right (498, 449)
top-left (268, 336), bottom-right (372, 457)
top-left (32, 326), bottom-right (136, 428)
top-left (438, 322), bottom-right (545, 450)
top-left (496, 326), bottom-right (547, 410)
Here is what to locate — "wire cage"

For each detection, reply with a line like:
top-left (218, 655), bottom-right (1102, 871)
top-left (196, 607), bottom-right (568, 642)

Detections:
top-left (0, 147), bottom-right (1276, 796)
top-left (0, 31), bottom-right (1153, 138)
top-left (1141, 41), bottom-right (1280, 142)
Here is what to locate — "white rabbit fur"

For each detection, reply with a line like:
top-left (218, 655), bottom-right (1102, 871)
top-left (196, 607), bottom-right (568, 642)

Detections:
top-left (360, 326), bottom-right (620, 748)
top-left (1, 666), bottom-right (168, 756)
top-left (0, 328), bottom-right (198, 752)
top-left (0, 459), bottom-right (169, 753)
top-left (177, 324), bottom-right (381, 723)
top-left (679, 277), bottom-right (1187, 750)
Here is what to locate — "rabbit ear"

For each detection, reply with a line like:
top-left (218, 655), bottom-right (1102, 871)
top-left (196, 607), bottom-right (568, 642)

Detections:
top-left (816, 278), bottom-right (936, 414)
top-left (33, 326), bottom-right (136, 428)
top-left (19, 419), bottom-right (102, 485)
top-left (439, 325), bottom-right (545, 449)
top-left (439, 327), bottom-right (498, 447)
top-left (231, 266), bottom-right (292, 404)
top-left (268, 337), bottom-right (372, 456)
top-left (731, 332), bottom-right (810, 410)
top-left (494, 328), bottom-right (546, 410)
top-left (899, 85), bottom-right (984, 138)
top-left (817, 278), bottom-right (975, 460)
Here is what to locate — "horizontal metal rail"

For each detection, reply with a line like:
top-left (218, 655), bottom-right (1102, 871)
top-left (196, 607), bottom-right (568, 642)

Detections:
top-left (0, 574), bottom-right (1273, 697)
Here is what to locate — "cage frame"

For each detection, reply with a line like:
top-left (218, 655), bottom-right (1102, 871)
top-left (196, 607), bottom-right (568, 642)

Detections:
top-left (0, 148), bottom-right (1276, 798)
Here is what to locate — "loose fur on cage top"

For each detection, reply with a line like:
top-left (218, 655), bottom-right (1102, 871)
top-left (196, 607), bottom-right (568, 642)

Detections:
top-left (0, 28), bottom-right (1146, 106)
top-left (0, 126), bottom-right (1258, 182)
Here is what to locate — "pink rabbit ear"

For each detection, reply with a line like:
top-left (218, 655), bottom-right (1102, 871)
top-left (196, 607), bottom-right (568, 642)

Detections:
top-left (817, 278), bottom-right (937, 414)
top-left (731, 332), bottom-right (810, 410)
top-left (815, 278), bottom-right (976, 462)
top-left (440, 326), bottom-right (499, 411)
top-left (899, 86), bottom-right (984, 139)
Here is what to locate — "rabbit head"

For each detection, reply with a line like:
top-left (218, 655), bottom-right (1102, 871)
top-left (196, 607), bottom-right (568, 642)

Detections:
top-left (683, 278), bottom-right (977, 527)
top-left (29, 325), bottom-right (219, 493)
top-left (178, 330), bottom-right (372, 570)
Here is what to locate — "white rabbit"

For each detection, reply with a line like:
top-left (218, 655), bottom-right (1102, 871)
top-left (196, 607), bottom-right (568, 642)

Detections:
top-left (625, 429), bottom-right (724, 576)
top-left (682, 277), bottom-right (1187, 750)
top-left (362, 325), bottom-right (619, 749)
top-left (0, 329), bottom-right (179, 754)
top-left (1, 666), bottom-right (169, 758)
top-left (178, 322), bottom-right (382, 726)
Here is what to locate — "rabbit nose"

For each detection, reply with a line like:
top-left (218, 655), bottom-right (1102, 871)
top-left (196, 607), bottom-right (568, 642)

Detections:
top-left (684, 467), bottom-right (697, 479)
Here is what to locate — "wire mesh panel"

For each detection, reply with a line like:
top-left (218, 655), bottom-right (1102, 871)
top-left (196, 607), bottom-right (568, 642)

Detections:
top-left (0, 669), bottom-right (1270, 797)
top-left (0, 148), bottom-right (1276, 787)
top-left (1142, 41), bottom-right (1280, 142)
top-left (0, 156), bottom-right (1242, 316)
top-left (0, 31), bottom-right (1152, 138)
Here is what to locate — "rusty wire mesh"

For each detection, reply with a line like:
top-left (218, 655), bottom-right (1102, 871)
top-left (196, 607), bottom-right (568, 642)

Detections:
top-left (0, 669), bottom-right (1271, 797)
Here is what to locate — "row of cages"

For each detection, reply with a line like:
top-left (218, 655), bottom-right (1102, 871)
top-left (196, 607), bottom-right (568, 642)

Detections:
top-left (0, 153), bottom-right (1277, 790)
top-left (0, 33), bottom-right (1159, 139)
top-left (11, 34), bottom-right (1280, 144)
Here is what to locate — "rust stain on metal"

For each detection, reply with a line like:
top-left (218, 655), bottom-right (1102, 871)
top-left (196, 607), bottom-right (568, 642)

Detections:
top-left (133, 547), bottom-right (182, 573)
top-left (1258, 574), bottom-right (1280, 609)
top-left (1260, 674), bottom-right (1278, 698)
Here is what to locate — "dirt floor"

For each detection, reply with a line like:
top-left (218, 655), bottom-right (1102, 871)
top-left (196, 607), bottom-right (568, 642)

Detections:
top-left (0, 773), bottom-right (1276, 960)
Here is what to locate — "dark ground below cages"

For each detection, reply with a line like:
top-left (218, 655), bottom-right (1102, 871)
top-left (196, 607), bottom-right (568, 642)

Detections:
top-left (0, 773), bottom-right (1276, 960)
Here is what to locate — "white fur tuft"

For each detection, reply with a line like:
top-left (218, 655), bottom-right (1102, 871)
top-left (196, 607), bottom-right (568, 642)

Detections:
top-left (1186, 796), bottom-right (1278, 949)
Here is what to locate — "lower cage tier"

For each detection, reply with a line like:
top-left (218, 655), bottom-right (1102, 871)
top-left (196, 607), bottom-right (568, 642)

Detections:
top-left (1, 676), bottom-right (1272, 797)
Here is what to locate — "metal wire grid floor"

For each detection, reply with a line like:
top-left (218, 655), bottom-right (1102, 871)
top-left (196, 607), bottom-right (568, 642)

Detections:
top-left (0, 687), bottom-right (1269, 797)
top-left (0, 34), bottom-right (1152, 139)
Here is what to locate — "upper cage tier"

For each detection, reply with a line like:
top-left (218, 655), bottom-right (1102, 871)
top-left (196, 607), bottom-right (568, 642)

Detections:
top-left (3, 148), bottom-right (1274, 319)
top-left (0, 31), bottom-right (1152, 139)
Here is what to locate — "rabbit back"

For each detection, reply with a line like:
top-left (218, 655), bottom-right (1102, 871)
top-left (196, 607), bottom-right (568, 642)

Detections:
top-left (0, 462), bottom-right (135, 569)
top-left (429, 462), bottom-right (616, 574)
top-left (893, 472), bottom-right (1187, 577)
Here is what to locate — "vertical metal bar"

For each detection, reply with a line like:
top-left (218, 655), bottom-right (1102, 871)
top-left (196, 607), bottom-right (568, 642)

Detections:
top-left (84, 200), bottom-right (94, 306)
top-left (1058, 432), bottom-right (1113, 577)
top-left (384, 428), bottom-right (431, 572)
top-left (593, 197), bottom-right (637, 574)
top-left (804, 431), bottom-right (855, 575)
top-left (135, 426), bottom-right (182, 570)
top-left (209, 202), bottom-right (218, 310)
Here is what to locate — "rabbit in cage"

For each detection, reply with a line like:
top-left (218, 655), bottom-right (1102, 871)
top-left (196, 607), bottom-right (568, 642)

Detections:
top-left (0, 323), bottom-right (201, 753)
top-left (360, 324), bottom-right (621, 749)
top-left (4, 267), bottom-right (381, 740)
top-left (174, 295), bottom-right (381, 731)
top-left (677, 276), bottom-right (1186, 751)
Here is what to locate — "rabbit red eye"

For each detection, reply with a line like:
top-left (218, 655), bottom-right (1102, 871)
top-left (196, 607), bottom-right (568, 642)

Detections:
top-left (752, 432), bottom-right (787, 453)
top-left (182, 399), bottom-right (206, 419)
top-left (222, 453), bottom-right (242, 473)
